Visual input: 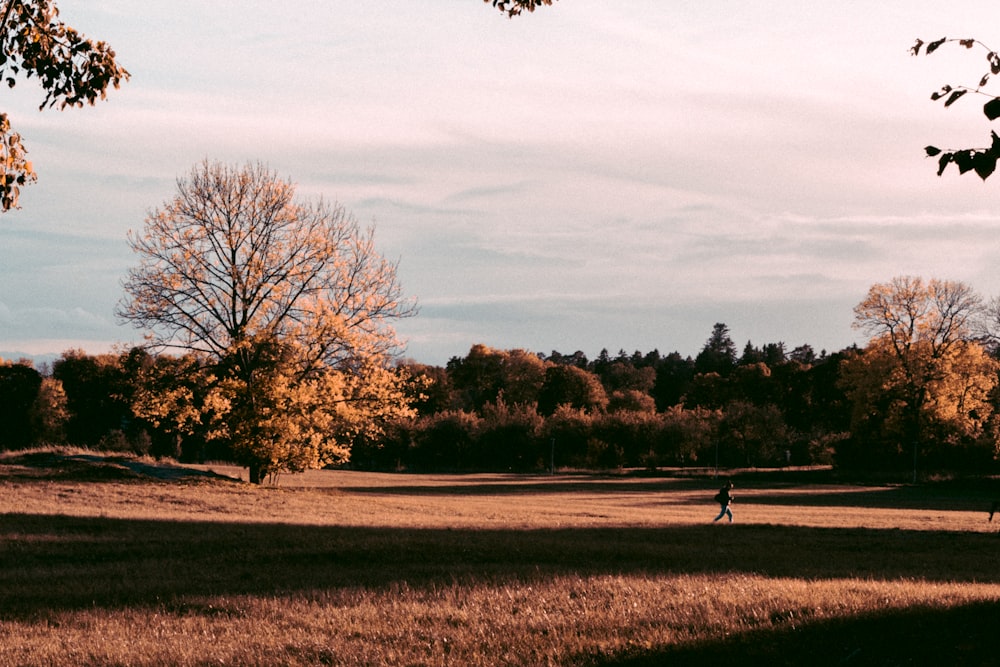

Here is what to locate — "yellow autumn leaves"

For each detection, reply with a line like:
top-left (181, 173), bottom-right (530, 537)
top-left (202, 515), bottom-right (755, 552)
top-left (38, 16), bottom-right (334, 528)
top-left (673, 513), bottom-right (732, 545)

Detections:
top-left (843, 276), bottom-right (1000, 460)
top-left (119, 161), bottom-right (417, 482)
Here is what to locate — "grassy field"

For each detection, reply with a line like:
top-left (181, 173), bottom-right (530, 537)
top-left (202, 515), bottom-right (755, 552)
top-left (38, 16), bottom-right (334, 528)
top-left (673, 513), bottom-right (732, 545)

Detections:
top-left (1, 451), bottom-right (998, 666)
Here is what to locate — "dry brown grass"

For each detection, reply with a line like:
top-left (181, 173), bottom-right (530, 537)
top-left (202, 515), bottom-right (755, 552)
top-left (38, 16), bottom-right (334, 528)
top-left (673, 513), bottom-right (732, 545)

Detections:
top-left (1, 450), bottom-right (998, 666)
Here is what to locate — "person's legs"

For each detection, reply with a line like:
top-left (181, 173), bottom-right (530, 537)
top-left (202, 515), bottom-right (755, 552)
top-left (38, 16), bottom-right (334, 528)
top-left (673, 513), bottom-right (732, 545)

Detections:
top-left (725, 506), bottom-right (733, 522)
top-left (713, 505), bottom-right (727, 522)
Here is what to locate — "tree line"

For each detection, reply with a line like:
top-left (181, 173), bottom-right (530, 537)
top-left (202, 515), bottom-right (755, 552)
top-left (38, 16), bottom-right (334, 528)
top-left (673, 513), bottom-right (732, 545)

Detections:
top-left (6, 273), bottom-right (1000, 479)
top-left (1, 335), bottom-right (842, 472)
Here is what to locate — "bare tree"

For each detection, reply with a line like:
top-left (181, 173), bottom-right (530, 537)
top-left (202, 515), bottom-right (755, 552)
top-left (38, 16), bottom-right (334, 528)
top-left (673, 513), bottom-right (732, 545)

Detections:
top-left (853, 276), bottom-right (982, 360)
top-left (119, 160), bottom-right (417, 482)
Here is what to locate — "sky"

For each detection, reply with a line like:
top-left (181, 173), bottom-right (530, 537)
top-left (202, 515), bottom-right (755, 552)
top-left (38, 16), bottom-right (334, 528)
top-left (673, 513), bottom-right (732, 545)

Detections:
top-left (2, 1), bottom-right (1000, 366)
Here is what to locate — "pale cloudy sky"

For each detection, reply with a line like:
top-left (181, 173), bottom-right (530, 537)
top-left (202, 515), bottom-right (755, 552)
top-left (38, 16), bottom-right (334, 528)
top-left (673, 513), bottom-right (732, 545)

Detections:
top-left (1, 1), bottom-right (999, 365)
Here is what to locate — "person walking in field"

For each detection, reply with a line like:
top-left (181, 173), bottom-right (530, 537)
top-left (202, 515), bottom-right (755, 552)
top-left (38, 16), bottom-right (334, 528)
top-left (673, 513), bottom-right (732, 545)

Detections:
top-left (713, 480), bottom-right (734, 523)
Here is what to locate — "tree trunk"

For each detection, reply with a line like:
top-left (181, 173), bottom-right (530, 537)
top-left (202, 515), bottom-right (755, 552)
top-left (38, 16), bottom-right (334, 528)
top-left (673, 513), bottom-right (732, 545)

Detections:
top-left (248, 459), bottom-right (266, 484)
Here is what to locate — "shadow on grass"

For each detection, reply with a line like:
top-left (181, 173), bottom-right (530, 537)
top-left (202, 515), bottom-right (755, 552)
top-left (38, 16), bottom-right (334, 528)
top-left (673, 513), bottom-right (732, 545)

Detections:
top-left (590, 599), bottom-right (1000, 667)
top-left (1, 514), bottom-right (998, 620)
top-left (343, 475), bottom-right (999, 514)
top-left (748, 485), bottom-right (997, 514)
top-left (7, 453), bottom-right (994, 514)
top-left (340, 478), bottom-right (710, 496)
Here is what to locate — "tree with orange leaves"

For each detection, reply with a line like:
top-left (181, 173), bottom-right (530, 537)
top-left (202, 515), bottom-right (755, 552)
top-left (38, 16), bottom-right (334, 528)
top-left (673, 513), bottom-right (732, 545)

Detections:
top-left (842, 276), bottom-right (997, 472)
top-left (119, 160), bottom-right (418, 482)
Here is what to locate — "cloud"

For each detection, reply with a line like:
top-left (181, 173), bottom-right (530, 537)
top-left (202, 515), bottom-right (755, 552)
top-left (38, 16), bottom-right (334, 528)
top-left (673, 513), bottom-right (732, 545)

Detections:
top-left (4, 1), bottom-right (1000, 368)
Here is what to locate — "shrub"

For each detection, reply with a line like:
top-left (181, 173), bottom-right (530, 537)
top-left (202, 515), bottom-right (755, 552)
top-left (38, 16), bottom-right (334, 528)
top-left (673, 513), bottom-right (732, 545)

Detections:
top-left (477, 399), bottom-right (543, 471)
top-left (541, 405), bottom-right (593, 469)
top-left (409, 410), bottom-right (481, 470)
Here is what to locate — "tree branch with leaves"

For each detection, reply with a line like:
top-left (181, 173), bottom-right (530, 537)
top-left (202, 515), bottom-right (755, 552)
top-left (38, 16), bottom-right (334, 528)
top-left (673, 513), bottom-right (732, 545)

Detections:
top-left (485, 0), bottom-right (555, 18)
top-left (912, 36), bottom-right (1000, 179)
top-left (0, 0), bottom-right (128, 210)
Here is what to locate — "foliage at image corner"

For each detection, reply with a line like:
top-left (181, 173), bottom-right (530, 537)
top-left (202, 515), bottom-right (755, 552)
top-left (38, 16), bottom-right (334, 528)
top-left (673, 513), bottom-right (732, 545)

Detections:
top-left (0, 0), bottom-right (128, 211)
top-left (913, 36), bottom-right (1000, 180)
top-left (486, 0), bottom-right (556, 18)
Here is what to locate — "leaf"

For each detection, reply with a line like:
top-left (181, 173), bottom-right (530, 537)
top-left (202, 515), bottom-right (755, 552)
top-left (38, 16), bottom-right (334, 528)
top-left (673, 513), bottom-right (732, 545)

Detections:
top-left (926, 37), bottom-right (947, 54)
top-left (960, 39), bottom-right (976, 48)
top-left (973, 150), bottom-right (998, 180)
top-left (953, 150), bottom-right (976, 174)
top-left (930, 85), bottom-right (952, 101)
top-left (980, 74), bottom-right (990, 88)
top-left (984, 97), bottom-right (1000, 120)
top-left (925, 146), bottom-right (942, 157)
top-left (910, 38), bottom-right (924, 56)
top-left (944, 89), bottom-right (968, 107)
top-left (937, 152), bottom-right (953, 176)
top-left (990, 52), bottom-right (1000, 75)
